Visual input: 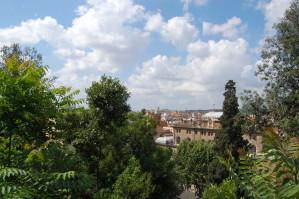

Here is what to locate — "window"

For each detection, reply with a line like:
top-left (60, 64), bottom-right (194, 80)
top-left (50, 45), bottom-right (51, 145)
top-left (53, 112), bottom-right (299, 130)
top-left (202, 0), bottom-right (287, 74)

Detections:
top-left (194, 130), bottom-right (198, 134)
top-left (187, 129), bottom-right (191, 134)
top-left (176, 136), bottom-right (181, 144)
top-left (176, 129), bottom-right (181, 133)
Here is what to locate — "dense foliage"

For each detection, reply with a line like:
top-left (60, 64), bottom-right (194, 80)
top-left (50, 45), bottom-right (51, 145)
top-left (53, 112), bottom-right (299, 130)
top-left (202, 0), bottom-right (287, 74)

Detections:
top-left (202, 1), bottom-right (299, 198)
top-left (0, 45), bottom-right (180, 198)
top-left (202, 179), bottom-right (237, 199)
top-left (207, 80), bottom-right (248, 185)
top-left (175, 140), bottom-right (214, 197)
top-left (255, 0), bottom-right (299, 137)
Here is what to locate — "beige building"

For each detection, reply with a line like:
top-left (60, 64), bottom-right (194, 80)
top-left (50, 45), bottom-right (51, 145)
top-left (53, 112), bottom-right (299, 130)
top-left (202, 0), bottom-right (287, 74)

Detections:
top-left (171, 112), bottom-right (263, 153)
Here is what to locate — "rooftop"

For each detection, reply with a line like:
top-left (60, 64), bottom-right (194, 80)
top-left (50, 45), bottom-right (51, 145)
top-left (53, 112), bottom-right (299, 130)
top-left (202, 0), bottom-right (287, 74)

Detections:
top-left (202, 111), bottom-right (223, 119)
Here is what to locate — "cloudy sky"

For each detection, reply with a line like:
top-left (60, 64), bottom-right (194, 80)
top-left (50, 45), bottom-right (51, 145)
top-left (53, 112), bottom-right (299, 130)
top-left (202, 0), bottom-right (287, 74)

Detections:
top-left (0, 0), bottom-right (292, 110)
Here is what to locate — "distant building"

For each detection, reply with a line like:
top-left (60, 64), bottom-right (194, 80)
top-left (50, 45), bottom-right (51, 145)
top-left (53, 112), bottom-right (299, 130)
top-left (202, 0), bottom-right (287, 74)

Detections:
top-left (155, 136), bottom-right (174, 145)
top-left (171, 111), bottom-right (263, 153)
top-left (172, 123), bottom-right (218, 144)
top-left (145, 111), bottom-right (171, 137)
top-left (201, 111), bottom-right (222, 129)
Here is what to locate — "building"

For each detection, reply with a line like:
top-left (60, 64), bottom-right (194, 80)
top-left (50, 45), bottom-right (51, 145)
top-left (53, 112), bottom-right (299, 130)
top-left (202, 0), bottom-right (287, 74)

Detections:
top-left (145, 111), bottom-right (171, 137)
top-left (171, 111), bottom-right (263, 153)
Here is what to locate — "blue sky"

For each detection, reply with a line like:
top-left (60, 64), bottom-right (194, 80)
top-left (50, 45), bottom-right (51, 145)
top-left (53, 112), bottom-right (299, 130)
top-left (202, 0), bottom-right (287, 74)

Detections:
top-left (0, 0), bottom-right (293, 110)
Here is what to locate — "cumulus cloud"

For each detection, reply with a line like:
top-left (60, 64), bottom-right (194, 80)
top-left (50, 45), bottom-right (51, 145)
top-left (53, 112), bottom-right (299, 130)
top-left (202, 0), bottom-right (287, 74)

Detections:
top-left (257, 0), bottom-right (292, 34)
top-left (128, 38), bottom-right (261, 109)
top-left (0, 0), bottom-right (266, 109)
top-left (0, 17), bottom-right (65, 47)
top-left (0, 0), bottom-right (150, 92)
top-left (145, 14), bottom-right (198, 50)
top-left (202, 17), bottom-right (246, 39)
top-left (145, 13), bottom-right (164, 32)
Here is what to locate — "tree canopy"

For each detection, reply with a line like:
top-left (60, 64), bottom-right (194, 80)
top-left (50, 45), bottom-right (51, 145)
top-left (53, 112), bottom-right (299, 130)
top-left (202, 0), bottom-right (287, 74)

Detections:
top-left (256, 0), bottom-right (299, 137)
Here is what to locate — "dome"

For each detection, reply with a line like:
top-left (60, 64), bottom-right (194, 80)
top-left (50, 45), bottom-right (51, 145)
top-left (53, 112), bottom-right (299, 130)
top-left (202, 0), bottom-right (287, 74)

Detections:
top-left (202, 111), bottom-right (223, 119)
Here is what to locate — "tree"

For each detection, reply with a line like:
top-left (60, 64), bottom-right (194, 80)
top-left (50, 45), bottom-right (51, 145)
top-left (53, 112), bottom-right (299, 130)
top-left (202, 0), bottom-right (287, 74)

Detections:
top-left (0, 44), bottom-right (182, 198)
top-left (124, 113), bottom-right (182, 199)
top-left (240, 90), bottom-right (270, 135)
top-left (86, 75), bottom-right (130, 129)
top-left (0, 44), bottom-right (94, 198)
top-left (0, 44), bottom-right (43, 67)
top-left (52, 86), bottom-right (85, 143)
top-left (0, 166), bottom-right (95, 198)
top-left (223, 129), bottom-right (299, 199)
top-left (210, 80), bottom-right (248, 185)
top-left (202, 179), bottom-right (237, 199)
top-left (112, 157), bottom-right (154, 199)
top-left (149, 148), bottom-right (182, 199)
top-left (257, 0), bottom-right (299, 137)
top-left (76, 107), bottom-right (181, 198)
top-left (75, 76), bottom-right (131, 192)
top-left (0, 45), bottom-right (57, 166)
top-left (175, 140), bottom-right (214, 197)
top-left (214, 80), bottom-right (247, 160)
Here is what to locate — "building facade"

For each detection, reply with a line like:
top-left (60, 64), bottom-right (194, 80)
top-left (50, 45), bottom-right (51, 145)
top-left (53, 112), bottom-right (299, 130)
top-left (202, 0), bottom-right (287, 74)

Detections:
top-left (171, 112), bottom-right (263, 153)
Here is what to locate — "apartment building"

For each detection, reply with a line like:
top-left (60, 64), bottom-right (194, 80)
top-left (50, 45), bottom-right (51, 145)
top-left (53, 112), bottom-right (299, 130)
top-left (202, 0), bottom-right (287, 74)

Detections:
top-left (171, 112), bottom-right (263, 153)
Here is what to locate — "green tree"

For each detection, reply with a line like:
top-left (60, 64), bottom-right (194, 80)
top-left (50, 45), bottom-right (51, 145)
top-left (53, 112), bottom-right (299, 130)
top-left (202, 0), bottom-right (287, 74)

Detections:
top-left (214, 80), bottom-right (247, 160)
top-left (75, 76), bottom-right (131, 192)
top-left (112, 156), bottom-right (154, 199)
top-left (257, 0), bottom-right (299, 137)
top-left (0, 45), bottom-right (57, 166)
top-left (52, 86), bottom-right (85, 143)
top-left (0, 44), bottom-right (93, 198)
top-left (224, 130), bottom-right (299, 199)
top-left (86, 75), bottom-right (130, 129)
top-left (210, 80), bottom-right (248, 184)
top-left (123, 113), bottom-right (181, 199)
top-left (240, 90), bottom-right (270, 135)
top-left (76, 106), bottom-right (181, 198)
top-left (202, 179), bottom-right (237, 199)
top-left (0, 166), bottom-right (94, 198)
top-left (0, 44), bottom-right (43, 67)
top-left (175, 140), bottom-right (214, 197)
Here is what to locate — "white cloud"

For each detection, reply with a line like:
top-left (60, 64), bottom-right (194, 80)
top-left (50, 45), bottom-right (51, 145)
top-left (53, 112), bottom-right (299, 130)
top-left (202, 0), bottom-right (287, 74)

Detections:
top-left (0, 0), bottom-right (150, 92)
top-left (0, 17), bottom-right (65, 47)
top-left (257, 0), bottom-right (292, 34)
top-left (182, 0), bottom-right (208, 11)
top-left (146, 14), bottom-right (198, 50)
top-left (128, 38), bottom-right (261, 109)
top-left (202, 17), bottom-right (246, 39)
top-left (145, 13), bottom-right (164, 32)
top-left (0, 0), bottom-right (266, 110)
